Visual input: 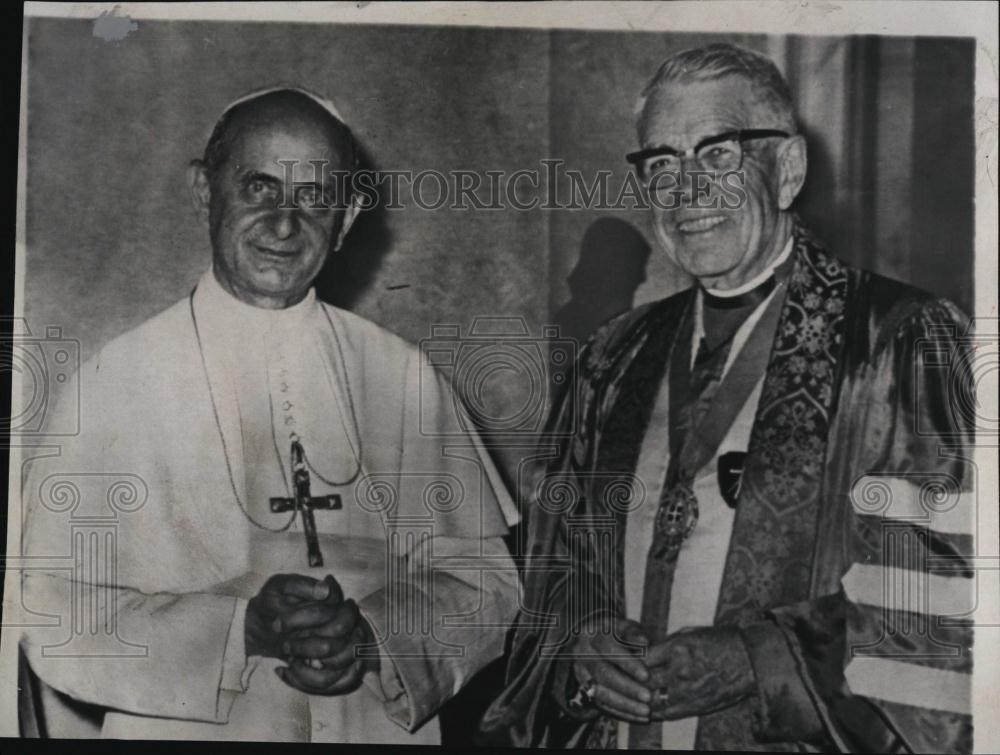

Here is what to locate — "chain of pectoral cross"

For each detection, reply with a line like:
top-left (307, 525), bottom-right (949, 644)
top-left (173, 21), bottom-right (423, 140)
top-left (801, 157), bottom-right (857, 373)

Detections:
top-left (266, 310), bottom-right (363, 490)
top-left (191, 294), bottom-right (360, 558)
top-left (192, 295), bottom-right (296, 533)
top-left (264, 325), bottom-right (370, 565)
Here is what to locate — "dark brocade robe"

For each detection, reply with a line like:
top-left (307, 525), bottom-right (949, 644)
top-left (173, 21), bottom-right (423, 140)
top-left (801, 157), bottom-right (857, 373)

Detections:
top-left (479, 223), bottom-right (976, 752)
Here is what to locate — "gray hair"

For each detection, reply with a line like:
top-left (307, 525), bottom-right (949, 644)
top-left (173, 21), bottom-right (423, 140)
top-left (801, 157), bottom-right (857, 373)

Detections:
top-left (635, 43), bottom-right (797, 136)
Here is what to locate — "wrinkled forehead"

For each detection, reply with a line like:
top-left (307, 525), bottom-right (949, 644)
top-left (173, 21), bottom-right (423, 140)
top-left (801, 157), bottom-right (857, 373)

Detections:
top-left (638, 75), bottom-right (767, 149)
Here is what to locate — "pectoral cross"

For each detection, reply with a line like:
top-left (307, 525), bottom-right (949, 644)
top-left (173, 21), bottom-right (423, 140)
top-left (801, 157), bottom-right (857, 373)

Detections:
top-left (270, 439), bottom-right (342, 566)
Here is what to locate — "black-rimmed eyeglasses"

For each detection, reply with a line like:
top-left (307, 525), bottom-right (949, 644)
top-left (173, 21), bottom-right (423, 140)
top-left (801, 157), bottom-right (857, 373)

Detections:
top-left (626, 129), bottom-right (790, 181)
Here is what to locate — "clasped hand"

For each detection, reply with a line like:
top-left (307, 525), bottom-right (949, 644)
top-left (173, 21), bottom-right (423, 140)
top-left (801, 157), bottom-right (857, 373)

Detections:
top-left (246, 573), bottom-right (378, 695)
top-left (567, 618), bottom-right (755, 724)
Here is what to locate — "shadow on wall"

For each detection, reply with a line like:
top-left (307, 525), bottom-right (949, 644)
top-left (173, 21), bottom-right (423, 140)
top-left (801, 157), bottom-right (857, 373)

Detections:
top-left (313, 142), bottom-right (393, 309)
top-left (551, 216), bottom-right (651, 393)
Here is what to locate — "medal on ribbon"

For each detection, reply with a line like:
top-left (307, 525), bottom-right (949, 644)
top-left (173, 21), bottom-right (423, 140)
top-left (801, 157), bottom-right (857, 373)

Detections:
top-left (650, 279), bottom-right (787, 565)
top-left (653, 481), bottom-right (699, 561)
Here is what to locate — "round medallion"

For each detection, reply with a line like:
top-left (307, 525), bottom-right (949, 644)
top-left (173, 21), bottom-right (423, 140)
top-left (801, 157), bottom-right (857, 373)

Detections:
top-left (654, 483), bottom-right (699, 560)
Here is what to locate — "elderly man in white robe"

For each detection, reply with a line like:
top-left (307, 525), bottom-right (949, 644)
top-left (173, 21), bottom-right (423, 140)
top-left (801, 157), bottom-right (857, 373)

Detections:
top-left (19, 87), bottom-right (521, 743)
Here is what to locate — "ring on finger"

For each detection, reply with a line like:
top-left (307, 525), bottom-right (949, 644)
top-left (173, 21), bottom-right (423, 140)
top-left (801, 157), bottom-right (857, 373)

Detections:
top-left (568, 677), bottom-right (599, 711)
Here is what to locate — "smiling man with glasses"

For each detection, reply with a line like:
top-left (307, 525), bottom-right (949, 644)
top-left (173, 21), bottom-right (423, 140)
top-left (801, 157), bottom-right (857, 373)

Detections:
top-left (482, 43), bottom-right (975, 753)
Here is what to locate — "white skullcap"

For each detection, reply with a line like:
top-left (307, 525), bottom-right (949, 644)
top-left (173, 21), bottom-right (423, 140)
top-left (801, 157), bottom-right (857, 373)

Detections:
top-left (216, 83), bottom-right (348, 128)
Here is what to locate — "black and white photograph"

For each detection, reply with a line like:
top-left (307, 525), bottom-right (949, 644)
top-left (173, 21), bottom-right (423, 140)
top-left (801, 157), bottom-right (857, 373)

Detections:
top-left (2, 2), bottom-right (997, 751)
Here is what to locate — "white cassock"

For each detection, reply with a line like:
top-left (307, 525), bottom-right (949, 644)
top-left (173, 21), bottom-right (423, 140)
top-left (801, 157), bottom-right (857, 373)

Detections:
top-left (19, 268), bottom-right (521, 742)
top-left (619, 240), bottom-right (791, 750)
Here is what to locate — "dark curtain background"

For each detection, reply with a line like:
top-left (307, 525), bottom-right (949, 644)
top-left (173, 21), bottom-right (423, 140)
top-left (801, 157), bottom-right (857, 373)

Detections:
top-left (780, 35), bottom-right (974, 313)
top-left (20, 19), bottom-right (975, 743)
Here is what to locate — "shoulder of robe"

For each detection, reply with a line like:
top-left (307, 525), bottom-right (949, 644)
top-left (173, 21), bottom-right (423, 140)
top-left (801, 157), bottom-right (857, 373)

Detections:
top-left (318, 301), bottom-right (423, 366)
top-left (79, 297), bottom-right (196, 390)
top-left (839, 265), bottom-right (970, 358)
top-left (39, 298), bottom-right (195, 446)
top-left (578, 290), bottom-right (691, 377)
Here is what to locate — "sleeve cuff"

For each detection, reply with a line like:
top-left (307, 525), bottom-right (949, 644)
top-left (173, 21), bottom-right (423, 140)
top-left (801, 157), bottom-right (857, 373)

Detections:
top-left (220, 598), bottom-right (259, 694)
top-left (741, 620), bottom-right (825, 744)
top-left (357, 601), bottom-right (417, 731)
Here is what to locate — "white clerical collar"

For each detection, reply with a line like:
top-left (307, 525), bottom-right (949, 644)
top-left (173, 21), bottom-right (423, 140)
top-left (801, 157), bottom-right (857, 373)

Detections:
top-left (197, 267), bottom-right (319, 333)
top-left (703, 235), bottom-right (795, 299)
top-left (692, 234), bottom-right (793, 372)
